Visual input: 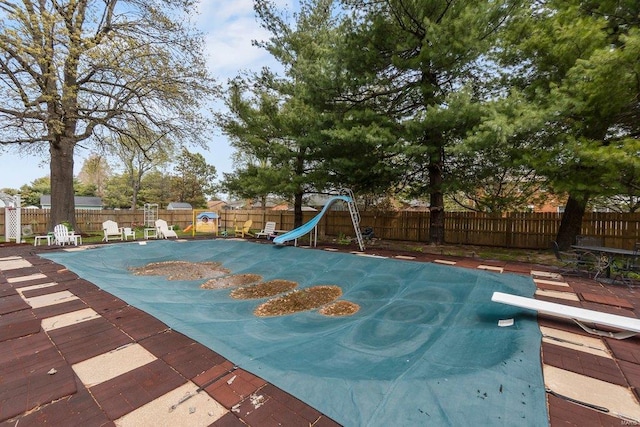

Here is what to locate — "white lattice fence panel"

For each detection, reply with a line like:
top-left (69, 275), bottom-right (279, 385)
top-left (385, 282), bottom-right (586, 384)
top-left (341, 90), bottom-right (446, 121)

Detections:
top-left (5, 206), bottom-right (21, 242)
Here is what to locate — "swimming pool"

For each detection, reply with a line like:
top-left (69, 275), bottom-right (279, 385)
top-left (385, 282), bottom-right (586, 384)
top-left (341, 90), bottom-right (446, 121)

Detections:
top-left (44, 239), bottom-right (547, 426)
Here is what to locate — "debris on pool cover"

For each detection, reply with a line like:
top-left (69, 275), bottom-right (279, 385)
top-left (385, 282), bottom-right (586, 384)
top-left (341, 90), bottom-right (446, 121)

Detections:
top-left (230, 279), bottom-right (298, 299)
top-left (255, 285), bottom-right (343, 316)
top-left (201, 273), bottom-right (262, 289)
top-left (130, 261), bottom-right (229, 281)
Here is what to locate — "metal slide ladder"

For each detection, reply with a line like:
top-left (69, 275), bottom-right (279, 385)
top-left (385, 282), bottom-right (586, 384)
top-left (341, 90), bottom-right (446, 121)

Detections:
top-left (340, 189), bottom-right (365, 251)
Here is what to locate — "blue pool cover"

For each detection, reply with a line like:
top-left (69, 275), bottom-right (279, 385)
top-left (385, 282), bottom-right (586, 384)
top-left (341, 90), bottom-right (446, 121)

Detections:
top-left (44, 240), bottom-right (547, 426)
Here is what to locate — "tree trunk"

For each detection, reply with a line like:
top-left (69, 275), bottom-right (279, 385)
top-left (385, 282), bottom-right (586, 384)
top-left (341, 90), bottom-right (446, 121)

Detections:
top-left (428, 144), bottom-right (446, 244)
top-left (131, 181), bottom-right (139, 211)
top-left (293, 191), bottom-right (303, 228)
top-left (49, 137), bottom-right (77, 230)
top-left (556, 193), bottom-right (589, 250)
top-left (293, 150), bottom-right (305, 228)
top-left (131, 168), bottom-right (142, 210)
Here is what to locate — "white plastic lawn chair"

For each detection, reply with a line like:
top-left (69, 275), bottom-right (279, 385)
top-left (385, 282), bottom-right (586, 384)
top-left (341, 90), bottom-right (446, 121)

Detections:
top-left (255, 221), bottom-right (276, 239)
top-left (102, 220), bottom-right (123, 242)
top-left (155, 219), bottom-right (178, 239)
top-left (53, 224), bottom-right (82, 246)
top-left (122, 227), bottom-right (136, 240)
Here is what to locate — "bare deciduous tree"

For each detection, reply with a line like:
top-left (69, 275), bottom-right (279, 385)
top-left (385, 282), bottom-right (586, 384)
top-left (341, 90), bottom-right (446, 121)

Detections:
top-left (0, 0), bottom-right (217, 228)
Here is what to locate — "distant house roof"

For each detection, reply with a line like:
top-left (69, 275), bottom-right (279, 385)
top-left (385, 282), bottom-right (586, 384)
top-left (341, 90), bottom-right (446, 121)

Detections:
top-left (225, 200), bottom-right (246, 210)
top-left (306, 194), bottom-right (349, 211)
top-left (167, 202), bottom-right (192, 210)
top-left (207, 200), bottom-right (229, 211)
top-left (40, 195), bottom-right (102, 210)
top-left (287, 206), bottom-right (318, 212)
top-left (272, 203), bottom-right (318, 211)
top-left (305, 194), bottom-right (329, 207)
top-left (250, 201), bottom-right (278, 209)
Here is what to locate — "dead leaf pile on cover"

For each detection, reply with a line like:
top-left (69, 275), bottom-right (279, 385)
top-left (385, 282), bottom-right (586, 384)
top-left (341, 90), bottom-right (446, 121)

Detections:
top-left (130, 262), bottom-right (359, 318)
top-left (230, 280), bottom-right (298, 299)
top-left (130, 261), bottom-right (230, 281)
top-left (201, 273), bottom-right (262, 290)
top-left (319, 300), bottom-right (360, 316)
top-left (254, 285), bottom-right (343, 317)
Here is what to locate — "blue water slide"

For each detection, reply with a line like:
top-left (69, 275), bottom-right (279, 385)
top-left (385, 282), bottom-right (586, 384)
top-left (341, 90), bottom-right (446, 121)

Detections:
top-left (272, 195), bottom-right (352, 245)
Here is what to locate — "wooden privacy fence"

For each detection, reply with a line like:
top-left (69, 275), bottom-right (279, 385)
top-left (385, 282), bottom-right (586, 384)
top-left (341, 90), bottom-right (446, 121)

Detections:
top-left (1, 208), bottom-right (639, 250)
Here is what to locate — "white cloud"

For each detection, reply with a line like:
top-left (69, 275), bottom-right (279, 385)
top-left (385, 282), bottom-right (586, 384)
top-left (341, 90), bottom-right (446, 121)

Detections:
top-left (203, 17), bottom-right (273, 78)
top-left (196, 0), bottom-right (294, 79)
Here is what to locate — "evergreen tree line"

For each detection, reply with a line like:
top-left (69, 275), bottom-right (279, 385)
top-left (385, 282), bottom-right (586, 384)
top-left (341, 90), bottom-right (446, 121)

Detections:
top-left (217, 0), bottom-right (639, 248)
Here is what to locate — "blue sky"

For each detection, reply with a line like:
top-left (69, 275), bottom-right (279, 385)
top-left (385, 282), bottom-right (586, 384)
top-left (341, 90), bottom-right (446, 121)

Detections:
top-left (0, 0), bottom-right (294, 192)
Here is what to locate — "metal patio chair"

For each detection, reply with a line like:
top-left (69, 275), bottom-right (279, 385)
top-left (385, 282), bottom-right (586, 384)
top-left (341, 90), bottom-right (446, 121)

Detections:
top-left (552, 241), bottom-right (599, 277)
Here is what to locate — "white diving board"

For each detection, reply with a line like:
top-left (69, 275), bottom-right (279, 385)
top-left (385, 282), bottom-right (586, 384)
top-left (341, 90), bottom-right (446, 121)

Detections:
top-left (491, 291), bottom-right (640, 340)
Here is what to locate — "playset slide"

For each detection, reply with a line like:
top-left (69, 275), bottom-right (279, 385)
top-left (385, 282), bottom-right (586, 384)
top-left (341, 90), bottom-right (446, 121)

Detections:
top-left (272, 195), bottom-right (352, 245)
